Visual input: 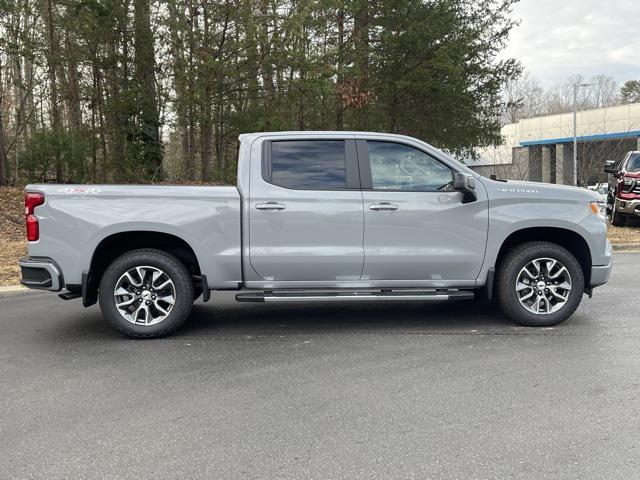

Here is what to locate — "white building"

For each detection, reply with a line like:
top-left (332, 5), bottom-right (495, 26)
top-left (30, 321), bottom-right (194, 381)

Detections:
top-left (469, 102), bottom-right (640, 185)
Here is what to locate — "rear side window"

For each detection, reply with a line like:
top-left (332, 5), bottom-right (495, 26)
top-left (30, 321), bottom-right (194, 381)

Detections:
top-left (268, 140), bottom-right (346, 190)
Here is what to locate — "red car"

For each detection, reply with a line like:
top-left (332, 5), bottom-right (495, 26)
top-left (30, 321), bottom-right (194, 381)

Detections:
top-left (605, 151), bottom-right (640, 226)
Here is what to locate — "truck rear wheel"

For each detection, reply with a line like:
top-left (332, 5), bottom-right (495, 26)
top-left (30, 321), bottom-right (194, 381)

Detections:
top-left (496, 242), bottom-right (584, 327)
top-left (98, 249), bottom-right (194, 338)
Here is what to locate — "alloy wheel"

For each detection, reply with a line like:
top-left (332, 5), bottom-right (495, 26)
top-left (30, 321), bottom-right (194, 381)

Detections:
top-left (113, 266), bottom-right (176, 326)
top-left (515, 257), bottom-right (572, 315)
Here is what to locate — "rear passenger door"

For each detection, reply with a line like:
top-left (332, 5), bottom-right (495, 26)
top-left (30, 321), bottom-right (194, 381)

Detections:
top-left (249, 137), bottom-right (365, 283)
top-left (358, 139), bottom-right (488, 284)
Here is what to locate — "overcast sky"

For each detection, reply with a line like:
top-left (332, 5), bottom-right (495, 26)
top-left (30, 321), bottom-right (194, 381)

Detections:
top-left (502, 0), bottom-right (640, 87)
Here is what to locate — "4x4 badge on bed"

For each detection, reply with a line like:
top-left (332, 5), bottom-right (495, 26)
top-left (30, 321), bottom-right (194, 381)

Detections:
top-left (57, 187), bottom-right (102, 195)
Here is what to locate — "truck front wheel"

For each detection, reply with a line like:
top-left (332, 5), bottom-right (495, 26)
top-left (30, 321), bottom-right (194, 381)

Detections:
top-left (610, 201), bottom-right (626, 226)
top-left (496, 242), bottom-right (584, 327)
top-left (98, 249), bottom-right (194, 338)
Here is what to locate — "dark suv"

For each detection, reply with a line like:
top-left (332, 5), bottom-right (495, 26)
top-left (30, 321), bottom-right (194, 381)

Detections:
top-left (604, 151), bottom-right (640, 226)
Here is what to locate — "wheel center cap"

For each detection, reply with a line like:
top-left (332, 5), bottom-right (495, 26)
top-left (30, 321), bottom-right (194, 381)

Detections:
top-left (141, 290), bottom-right (151, 300)
top-left (536, 281), bottom-right (546, 290)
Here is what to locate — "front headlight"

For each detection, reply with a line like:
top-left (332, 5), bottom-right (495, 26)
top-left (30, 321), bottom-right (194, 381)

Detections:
top-left (590, 201), bottom-right (607, 222)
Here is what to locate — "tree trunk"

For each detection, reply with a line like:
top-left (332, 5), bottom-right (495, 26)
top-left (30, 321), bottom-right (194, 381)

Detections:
top-left (200, 98), bottom-right (212, 181)
top-left (133, 0), bottom-right (161, 178)
top-left (0, 60), bottom-right (6, 185)
top-left (353, 0), bottom-right (370, 130)
top-left (0, 110), bottom-right (6, 186)
top-left (184, 0), bottom-right (196, 180)
top-left (24, 11), bottom-right (37, 140)
top-left (42, 0), bottom-right (63, 182)
top-left (259, 0), bottom-right (275, 101)
top-left (0, 58), bottom-right (7, 185)
top-left (181, 125), bottom-right (190, 179)
top-left (105, 32), bottom-right (123, 182)
top-left (335, 7), bottom-right (344, 130)
top-left (96, 72), bottom-right (108, 183)
top-left (188, 111), bottom-right (196, 180)
top-left (199, 7), bottom-right (212, 181)
top-left (10, 0), bottom-right (26, 183)
top-left (64, 31), bottom-right (83, 131)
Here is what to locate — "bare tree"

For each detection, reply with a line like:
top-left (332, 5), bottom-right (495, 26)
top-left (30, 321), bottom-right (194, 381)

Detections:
top-left (0, 59), bottom-right (6, 185)
top-left (507, 72), bottom-right (621, 121)
top-left (589, 75), bottom-right (619, 109)
top-left (502, 71), bottom-right (544, 123)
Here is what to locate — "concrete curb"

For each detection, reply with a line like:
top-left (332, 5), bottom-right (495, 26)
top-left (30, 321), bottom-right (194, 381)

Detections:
top-left (611, 243), bottom-right (640, 252)
top-left (0, 285), bottom-right (27, 294)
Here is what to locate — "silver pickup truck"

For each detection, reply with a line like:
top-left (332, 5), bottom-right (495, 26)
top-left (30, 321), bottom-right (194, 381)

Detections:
top-left (20, 131), bottom-right (612, 338)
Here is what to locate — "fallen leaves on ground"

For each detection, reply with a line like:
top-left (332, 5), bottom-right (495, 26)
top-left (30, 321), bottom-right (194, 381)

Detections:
top-left (1, 187), bottom-right (27, 286)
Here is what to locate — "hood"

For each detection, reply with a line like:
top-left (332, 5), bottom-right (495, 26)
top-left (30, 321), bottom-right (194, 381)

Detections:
top-left (482, 178), bottom-right (599, 202)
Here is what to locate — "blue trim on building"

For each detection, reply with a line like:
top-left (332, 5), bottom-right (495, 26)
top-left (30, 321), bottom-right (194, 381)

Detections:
top-left (520, 130), bottom-right (640, 146)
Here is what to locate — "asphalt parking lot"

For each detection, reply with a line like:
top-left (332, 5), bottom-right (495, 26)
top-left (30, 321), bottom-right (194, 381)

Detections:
top-left (1, 253), bottom-right (639, 479)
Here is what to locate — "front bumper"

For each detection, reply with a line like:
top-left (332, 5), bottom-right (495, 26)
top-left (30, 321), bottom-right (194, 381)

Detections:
top-left (590, 239), bottom-right (612, 288)
top-left (615, 197), bottom-right (640, 215)
top-left (591, 263), bottom-right (612, 287)
top-left (19, 257), bottom-right (63, 291)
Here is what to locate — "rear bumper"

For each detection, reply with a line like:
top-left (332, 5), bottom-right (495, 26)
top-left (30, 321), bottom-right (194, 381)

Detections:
top-left (19, 257), bottom-right (63, 291)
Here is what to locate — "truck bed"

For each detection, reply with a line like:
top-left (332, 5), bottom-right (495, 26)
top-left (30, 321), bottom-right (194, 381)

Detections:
top-left (25, 184), bottom-right (242, 289)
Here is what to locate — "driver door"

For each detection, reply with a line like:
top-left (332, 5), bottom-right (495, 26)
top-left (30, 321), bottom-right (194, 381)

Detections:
top-left (359, 139), bottom-right (488, 283)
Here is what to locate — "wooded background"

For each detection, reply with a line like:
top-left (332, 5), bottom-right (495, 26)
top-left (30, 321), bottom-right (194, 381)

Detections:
top-left (0, 0), bottom-right (523, 185)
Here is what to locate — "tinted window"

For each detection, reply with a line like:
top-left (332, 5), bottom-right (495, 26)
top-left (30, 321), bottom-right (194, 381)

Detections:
top-left (270, 141), bottom-right (346, 190)
top-left (367, 141), bottom-right (453, 191)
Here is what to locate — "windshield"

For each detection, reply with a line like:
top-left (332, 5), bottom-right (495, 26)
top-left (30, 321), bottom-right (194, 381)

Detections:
top-left (627, 154), bottom-right (640, 173)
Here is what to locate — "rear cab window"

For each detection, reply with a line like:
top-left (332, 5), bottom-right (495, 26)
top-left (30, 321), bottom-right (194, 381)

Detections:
top-left (265, 140), bottom-right (347, 190)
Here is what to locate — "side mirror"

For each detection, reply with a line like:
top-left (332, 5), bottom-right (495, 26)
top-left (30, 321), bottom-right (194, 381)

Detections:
top-left (604, 160), bottom-right (617, 175)
top-left (453, 172), bottom-right (477, 204)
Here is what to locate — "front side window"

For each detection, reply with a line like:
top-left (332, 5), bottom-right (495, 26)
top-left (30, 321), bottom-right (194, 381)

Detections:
top-left (269, 140), bottom-right (346, 190)
top-left (367, 141), bottom-right (453, 191)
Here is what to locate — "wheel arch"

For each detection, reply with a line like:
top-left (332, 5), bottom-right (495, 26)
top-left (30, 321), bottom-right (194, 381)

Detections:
top-left (83, 231), bottom-right (202, 307)
top-left (494, 227), bottom-right (592, 288)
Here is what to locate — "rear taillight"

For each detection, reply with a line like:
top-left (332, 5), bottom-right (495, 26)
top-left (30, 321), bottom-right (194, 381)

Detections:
top-left (25, 192), bottom-right (44, 241)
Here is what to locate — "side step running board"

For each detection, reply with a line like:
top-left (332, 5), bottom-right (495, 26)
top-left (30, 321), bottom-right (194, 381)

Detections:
top-left (236, 289), bottom-right (474, 303)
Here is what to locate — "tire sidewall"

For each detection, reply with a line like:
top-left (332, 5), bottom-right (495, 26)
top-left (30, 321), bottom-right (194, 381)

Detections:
top-left (99, 249), bottom-right (193, 338)
top-left (610, 202), bottom-right (626, 226)
top-left (498, 243), bottom-right (584, 327)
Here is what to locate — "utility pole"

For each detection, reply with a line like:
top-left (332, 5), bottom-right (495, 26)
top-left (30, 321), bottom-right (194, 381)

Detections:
top-left (573, 82), bottom-right (592, 186)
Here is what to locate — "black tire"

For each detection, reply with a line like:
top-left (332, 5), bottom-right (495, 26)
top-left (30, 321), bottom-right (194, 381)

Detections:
top-left (610, 202), bottom-right (626, 227)
top-left (98, 248), bottom-right (194, 338)
top-left (496, 241), bottom-right (584, 327)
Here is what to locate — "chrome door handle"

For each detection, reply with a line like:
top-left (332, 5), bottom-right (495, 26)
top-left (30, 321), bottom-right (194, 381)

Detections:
top-left (256, 202), bottom-right (286, 211)
top-left (369, 203), bottom-right (398, 211)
